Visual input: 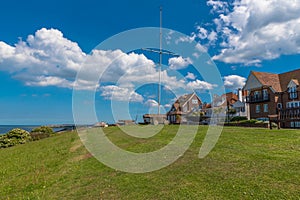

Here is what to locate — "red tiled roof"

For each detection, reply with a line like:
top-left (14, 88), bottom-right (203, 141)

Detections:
top-left (251, 69), bottom-right (300, 92)
top-left (221, 92), bottom-right (238, 105)
top-left (252, 71), bottom-right (281, 91)
top-left (278, 69), bottom-right (300, 91)
top-left (175, 92), bottom-right (202, 106)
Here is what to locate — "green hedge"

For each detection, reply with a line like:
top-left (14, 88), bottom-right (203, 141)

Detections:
top-left (230, 116), bottom-right (248, 122)
top-left (239, 119), bottom-right (258, 124)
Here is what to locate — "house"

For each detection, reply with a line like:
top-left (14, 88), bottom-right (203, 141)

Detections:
top-left (142, 114), bottom-right (168, 125)
top-left (167, 92), bottom-right (202, 124)
top-left (116, 120), bottom-right (136, 126)
top-left (243, 69), bottom-right (300, 128)
top-left (212, 91), bottom-right (248, 119)
top-left (232, 89), bottom-right (248, 118)
top-left (213, 92), bottom-right (238, 107)
top-left (94, 121), bottom-right (108, 127)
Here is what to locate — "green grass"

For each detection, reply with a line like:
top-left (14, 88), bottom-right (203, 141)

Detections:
top-left (0, 126), bottom-right (299, 199)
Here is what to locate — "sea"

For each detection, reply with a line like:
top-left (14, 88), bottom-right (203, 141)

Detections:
top-left (0, 125), bottom-right (64, 135)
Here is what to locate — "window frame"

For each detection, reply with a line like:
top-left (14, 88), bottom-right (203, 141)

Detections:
top-left (289, 86), bottom-right (298, 99)
top-left (255, 105), bottom-right (260, 113)
top-left (262, 89), bottom-right (268, 100)
top-left (263, 104), bottom-right (268, 112)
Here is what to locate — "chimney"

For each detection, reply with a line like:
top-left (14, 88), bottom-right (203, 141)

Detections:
top-left (238, 88), bottom-right (243, 102)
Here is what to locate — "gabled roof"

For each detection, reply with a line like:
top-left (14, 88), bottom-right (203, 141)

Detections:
top-left (222, 92), bottom-right (238, 102)
top-left (213, 92), bottom-right (238, 107)
top-left (175, 92), bottom-right (201, 106)
top-left (251, 71), bottom-right (281, 92)
top-left (249, 69), bottom-right (300, 92)
top-left (177, 93), bottom-right (194, 104)
top-left (221, 92), bottom-right (238, 106)
top-left (292, 79), bottom-right (299, 85)
top-left (287, 79), bottom-right (299, 88)
top-left (278, 69), bottom-right (300, 91)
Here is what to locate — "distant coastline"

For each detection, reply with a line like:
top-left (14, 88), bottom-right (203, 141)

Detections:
top-left (0, 125), bottom-right (66, 135)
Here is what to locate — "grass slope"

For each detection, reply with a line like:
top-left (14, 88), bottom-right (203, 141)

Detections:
top-left (0, 126), bottom-right (299, 199)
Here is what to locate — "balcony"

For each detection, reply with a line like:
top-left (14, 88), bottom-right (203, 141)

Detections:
top-left (279, 107), bottom-right (300, 120)
top-left (246, 94), bottom-right (270, 103)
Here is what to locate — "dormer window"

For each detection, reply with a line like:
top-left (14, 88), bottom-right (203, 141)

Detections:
top-left (289, 86), bottom-right (297, 99)
top-left (262, 89), bottom-right (268, 100)
top-left (287, 79), bottom-right (298, 99)
top-left (254, 91), bottom-right (260, 101)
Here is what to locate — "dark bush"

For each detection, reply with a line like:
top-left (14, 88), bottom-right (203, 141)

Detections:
top-left (230, 116), bottom-right (248, 122)
top-left (30, 126), bottom-right (54, 141)
top-left (0, 128), bottom-right (32, 148)
top-left (31, 126), bottom-right (53, 134)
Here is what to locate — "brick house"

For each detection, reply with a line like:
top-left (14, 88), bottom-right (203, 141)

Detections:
top-left (243, 69), bottom-right (300, 128)
top-left (212, 92), bottom-right (247, 118)
top-left (167, 92), bottom-right (202, 124)
top-left (213, 92), bottom-right (239, 107)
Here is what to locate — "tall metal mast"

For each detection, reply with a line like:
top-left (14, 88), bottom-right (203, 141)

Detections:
top-left (158, 6), bottom-right (162, 115)
top-left (142, 7), bottom-right (179, 116)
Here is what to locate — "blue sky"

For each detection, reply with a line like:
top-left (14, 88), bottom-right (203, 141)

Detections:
top-left (1, 0), bottom-right (300, 125)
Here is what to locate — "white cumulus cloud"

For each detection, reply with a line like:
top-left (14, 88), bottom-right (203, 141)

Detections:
top-left (185, 72), bottom-right (196, 80)
top-left (0, 28), bottom-right (85, 88)
top-left (187, 79), bottom-right (217, 91)
top-left (223, 75), bottom-right (246, 90)
top-left (208, 0), bottom-right (300, 65)
top-left (0, 28), bottom-right (188, 97)
top-left (100, 85), bottom-right (144, 102)
top-left (207, 0), bottom-right (229, 14)
top-left (196, 27), bottom-right (208, 40)
top-left (169, 56), bottom-right (193, 70)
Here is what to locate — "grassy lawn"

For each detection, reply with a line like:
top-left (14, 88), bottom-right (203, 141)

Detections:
top-left (0, 126), bottom-right (299, 199)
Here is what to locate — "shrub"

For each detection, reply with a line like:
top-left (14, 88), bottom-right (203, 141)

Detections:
top-left (255, 120), bottom-right (264, 124)
top-left (271, 122), bottom-right (278, 128)
top-left (30, 126), bottom-right (54, 141)
top-left (31, 126), bottom-right (54, 134)
top-left (0, 128), bottom-right (32, 148)
top-left (239, 119), bottom-right (258, 124)
top-left (230, 116), bottom-right (248, 122)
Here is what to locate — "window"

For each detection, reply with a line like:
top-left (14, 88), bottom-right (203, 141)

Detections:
top-left (263, 89), bottom-right (268, 100)
top-left (254, 91), bottom-right (260, 101)
top-left (289, 86), bottom-right (298, 99)
top-left (241, 106), bottom-right (245, 112)
top-left (277, 103), bottom-right (282, 109)
top-left (263, 104), bottom-right (268, 112)
top-left (256, 105), bottom-right (260, 113)
top-left (291, 121), bottom-right (300, 128)
top-left (287, 101), bottom-right (300, 108)
top-left (192, 99), bottom-right (198, 104)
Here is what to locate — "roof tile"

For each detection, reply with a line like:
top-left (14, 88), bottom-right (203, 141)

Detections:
top-left (251, 69), bottom-right (300, 92)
